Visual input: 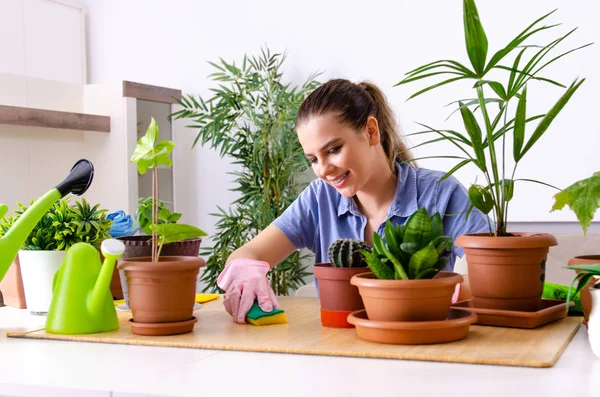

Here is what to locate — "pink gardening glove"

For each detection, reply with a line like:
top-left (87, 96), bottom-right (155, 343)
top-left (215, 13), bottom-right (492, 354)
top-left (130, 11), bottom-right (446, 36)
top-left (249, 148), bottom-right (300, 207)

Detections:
top-left (217, 258), bottom-right (280, 324)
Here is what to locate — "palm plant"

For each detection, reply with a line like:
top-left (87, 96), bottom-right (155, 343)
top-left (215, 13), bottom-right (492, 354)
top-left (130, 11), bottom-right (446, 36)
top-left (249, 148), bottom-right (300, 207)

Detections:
top-left (395, 0), bottom-right (591, 236)
top-left (172, 47), bottom-right (320, 295)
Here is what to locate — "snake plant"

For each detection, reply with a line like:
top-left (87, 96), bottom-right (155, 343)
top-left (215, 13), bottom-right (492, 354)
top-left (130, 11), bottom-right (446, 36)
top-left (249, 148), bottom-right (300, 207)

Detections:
top-left (358, 208), bottom-right (453, 280)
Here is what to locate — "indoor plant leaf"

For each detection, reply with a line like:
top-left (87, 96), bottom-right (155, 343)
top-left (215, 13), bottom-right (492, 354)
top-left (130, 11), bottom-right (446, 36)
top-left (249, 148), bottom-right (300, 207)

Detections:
top-left (552, 172), bottom-right (600, 234)
top-left (150, 223), bottom-right (207, 246)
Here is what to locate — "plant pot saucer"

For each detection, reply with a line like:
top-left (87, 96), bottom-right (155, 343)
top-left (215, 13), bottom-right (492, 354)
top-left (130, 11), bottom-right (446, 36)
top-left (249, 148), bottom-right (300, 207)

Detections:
top-left (129, 317), bottom-right (198, 336)
top-left (347, 308), bottom-right (477, 345)
top-left (451, 299), bottom-right (575, 329)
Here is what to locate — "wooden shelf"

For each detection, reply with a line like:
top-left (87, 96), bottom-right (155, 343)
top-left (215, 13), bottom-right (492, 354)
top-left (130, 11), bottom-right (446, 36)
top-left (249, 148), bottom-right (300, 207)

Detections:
top-left (123, 81), bottom-right (182, 104)
top-left (0, 105), bottom-right (110, 132)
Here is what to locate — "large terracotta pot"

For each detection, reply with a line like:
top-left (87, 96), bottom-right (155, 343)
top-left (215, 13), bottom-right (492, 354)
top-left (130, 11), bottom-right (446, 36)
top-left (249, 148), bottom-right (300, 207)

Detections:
top-left (568, 255), bottom-right (600, 325)
top-left (118, 256), bottom-right (205, 326)
top-left (313, 263), bottom-right (369, 328)
top-left (116, 236), bottom-right (203, 306)
top-left (350, 271), bottom-right (463, 322)
top-left (456, 232), bottom-right (557, 311)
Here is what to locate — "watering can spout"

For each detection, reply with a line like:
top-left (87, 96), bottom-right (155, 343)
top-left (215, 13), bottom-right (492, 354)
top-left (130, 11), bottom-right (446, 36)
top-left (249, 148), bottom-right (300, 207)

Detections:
top-left (88, 239), bottom-right (125, 316)
top-left (0, 159), bottom-right (95, 282)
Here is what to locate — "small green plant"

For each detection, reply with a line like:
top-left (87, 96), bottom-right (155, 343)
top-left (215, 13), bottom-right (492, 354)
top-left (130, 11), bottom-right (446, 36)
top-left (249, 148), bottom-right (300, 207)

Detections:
top-left (0, 198), bottom-right (113, 251)
top-left (130, 117), bottom-right (207, 262)
top-left (327, 238), bottom-right (370, 268)
top-left (551, 172), bottom-right (600, 235)
top-left (358, 208), bottom-right (453, 280)
top-left (565, 263), bottom-right (600, 310)
top-left (135, 197), bottom-right (181, 235)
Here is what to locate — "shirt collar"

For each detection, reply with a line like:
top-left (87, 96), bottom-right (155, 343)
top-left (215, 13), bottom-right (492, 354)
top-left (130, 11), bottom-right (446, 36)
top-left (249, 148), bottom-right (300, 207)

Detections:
top-left (337, 161), bottom-right (419, 218)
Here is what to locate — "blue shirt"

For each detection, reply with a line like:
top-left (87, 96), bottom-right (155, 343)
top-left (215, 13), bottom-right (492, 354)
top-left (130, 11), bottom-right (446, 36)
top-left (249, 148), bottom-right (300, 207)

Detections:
top-left (273, 161), bottom-right (490, 271)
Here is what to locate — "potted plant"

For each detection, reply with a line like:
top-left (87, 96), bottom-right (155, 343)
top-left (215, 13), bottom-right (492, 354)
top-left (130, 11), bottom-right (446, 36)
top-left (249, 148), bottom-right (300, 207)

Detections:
top-left (117, 117), bottom-right (207, 336)
top-left (395, 0), bottom-right (590, 312)
top-left (116, 197), bottom-right (202, 307)
top-left (351, 208), bottom-right (462, 322)
top-left (314, 238), bottom-right (371, 328)
top-left (563, 263), bottom-right (600, 357)
top-left (2, 197), bottom-right (112, 314)
top-left (552, 171), bottom-right (600, 323)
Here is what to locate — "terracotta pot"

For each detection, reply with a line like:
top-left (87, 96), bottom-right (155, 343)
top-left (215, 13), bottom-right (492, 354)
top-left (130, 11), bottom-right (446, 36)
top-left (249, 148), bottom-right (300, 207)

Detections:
top-left (568, 255), bottom-right (600, 325)
top-left (456, 232), bottom-right (557, 312)
top-left (350, 271), bottom-right (463, 322)
top-left (117, 256), bottom-right (205, 326)
top-left (313, 264), bottom-right (369, 328)
top-left (0, 257), bottom-right (27, 308)
top-left (116, 236), bottom-right (203, 306)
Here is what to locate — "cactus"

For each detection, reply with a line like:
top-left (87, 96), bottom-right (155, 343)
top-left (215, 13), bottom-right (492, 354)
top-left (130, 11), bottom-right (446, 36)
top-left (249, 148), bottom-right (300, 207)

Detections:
top-left (358, 207), bottom-right (453, 280)
top-left (327, 238), bottom-right (370, 268)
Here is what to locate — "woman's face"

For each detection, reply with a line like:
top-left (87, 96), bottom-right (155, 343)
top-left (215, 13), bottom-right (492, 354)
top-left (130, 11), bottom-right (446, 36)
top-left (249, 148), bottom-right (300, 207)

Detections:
top-left (297, 113), bottom-right (379, 198)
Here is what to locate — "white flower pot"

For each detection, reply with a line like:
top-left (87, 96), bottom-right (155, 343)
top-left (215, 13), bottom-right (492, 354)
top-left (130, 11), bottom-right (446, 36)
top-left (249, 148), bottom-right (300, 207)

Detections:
top-left (18, 250), bottom-right (66, 315)
top-left (587, 286), bottom-right (600, 358)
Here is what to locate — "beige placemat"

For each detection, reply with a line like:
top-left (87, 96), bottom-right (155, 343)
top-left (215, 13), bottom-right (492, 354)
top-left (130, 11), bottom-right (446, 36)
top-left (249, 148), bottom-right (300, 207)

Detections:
top-left (7, 296), bottom-right (581, 367)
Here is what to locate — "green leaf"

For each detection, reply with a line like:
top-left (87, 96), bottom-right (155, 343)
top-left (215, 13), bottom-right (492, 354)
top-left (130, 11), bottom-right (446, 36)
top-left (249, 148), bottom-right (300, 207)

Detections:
top-left (459, 102), bottom-right (487, 172)
top-left (130, 118), bottom-right (175, 174)
top-left (384, 220), bottom-right (403, 259)
top-left (403, 207), bottom-right (432, 249)
top-left (552, 172), bottom-right (600, 234)
top-left (513, 85), bottom-right (527, 161)
top-left (361, 249), bottom-right (394, 280)
top-left (150, 223), bottom-right (207, 246)
top-left (409, 243), bottom-right (439, 279)
top-left (463, 0), bottom-right (488, 75)
top-left (519, 79), bottom-right (585, 160)
top-left (468, 184), bottom-right (494, 214)
top-left (374, 233), bottom-right (408, 280)
top-left (430, 213), bottom-right (443, 239)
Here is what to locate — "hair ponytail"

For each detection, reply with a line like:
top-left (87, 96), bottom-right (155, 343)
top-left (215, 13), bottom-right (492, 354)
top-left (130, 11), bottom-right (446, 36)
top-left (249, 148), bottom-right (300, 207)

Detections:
top-left (297, 79), bottom-right (415, 172)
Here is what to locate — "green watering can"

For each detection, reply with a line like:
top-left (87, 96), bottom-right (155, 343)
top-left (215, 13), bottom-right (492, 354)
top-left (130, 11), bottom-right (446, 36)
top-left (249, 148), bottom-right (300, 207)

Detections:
top-left (0, 159), bottom-right (125, 334)
top-left (46, 239), bottom-right (124, 334)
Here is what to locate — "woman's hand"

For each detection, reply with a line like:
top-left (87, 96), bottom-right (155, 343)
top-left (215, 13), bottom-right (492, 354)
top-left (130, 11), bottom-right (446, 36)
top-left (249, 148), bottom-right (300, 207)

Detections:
top-left (217, 258), bottom-right (280, 323)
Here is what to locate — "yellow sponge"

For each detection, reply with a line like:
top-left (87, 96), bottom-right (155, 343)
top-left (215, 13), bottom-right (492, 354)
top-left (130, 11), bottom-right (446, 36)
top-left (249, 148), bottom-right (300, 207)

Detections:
top-left (245, 300), bottom-right (288, 326)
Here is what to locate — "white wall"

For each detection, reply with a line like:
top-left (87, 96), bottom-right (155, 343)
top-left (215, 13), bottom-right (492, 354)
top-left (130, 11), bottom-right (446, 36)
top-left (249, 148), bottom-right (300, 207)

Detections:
top-left (72, 0), bottom-right (600, 237)
top-left (0, 0), bottom-right (86, 84)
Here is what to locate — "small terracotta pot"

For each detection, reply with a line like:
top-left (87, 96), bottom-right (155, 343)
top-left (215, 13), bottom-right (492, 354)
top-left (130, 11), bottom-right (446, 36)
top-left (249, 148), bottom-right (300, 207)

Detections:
top-left (116, 236), bottom-right (203, 306)
top-left (313, 263), bottom-right (369, 328)
top-left (568, 255), bottom-right (600, 325)
top-left (456, 233), bottom-right (557, 312)
top-left (0, 257), bottom-right (27, 309)
top-left (350, 271), bottom-right (463, 322)
top-left (118, 256), bottom-right (205, 326)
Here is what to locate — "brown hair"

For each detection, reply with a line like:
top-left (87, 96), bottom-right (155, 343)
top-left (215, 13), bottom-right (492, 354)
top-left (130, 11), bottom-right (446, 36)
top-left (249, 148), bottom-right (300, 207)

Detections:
top-left (296, 79), bottom-right (415, 170)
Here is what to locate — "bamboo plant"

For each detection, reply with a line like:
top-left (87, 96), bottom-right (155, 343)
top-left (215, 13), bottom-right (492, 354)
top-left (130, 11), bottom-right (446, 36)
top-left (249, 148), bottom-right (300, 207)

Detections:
top-left (395, 0), bottom-right (591, 236)
top-left (171, 48), bottom-right (320, 295)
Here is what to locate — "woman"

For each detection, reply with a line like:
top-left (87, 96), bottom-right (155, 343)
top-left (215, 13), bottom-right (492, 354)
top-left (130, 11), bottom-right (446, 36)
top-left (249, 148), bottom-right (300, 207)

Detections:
top-left (217, 79), bottom-right (489, 323)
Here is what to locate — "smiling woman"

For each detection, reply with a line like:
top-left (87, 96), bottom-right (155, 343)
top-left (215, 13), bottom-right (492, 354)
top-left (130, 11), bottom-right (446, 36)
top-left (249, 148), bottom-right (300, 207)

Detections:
top-left (216, 78), bottom-right (491, 324)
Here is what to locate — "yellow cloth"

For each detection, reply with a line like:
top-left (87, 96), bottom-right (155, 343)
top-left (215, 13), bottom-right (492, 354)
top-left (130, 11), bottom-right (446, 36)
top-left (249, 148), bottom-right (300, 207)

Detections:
top-left (113, 294), bottom-right (220, 307)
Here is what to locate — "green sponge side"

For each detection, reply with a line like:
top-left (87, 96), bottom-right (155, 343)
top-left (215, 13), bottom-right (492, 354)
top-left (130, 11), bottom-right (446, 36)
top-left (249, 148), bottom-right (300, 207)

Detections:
top-left (543, 282), bottom-right (583, 314)
top-left (245, 300), bottom-right (285, 321)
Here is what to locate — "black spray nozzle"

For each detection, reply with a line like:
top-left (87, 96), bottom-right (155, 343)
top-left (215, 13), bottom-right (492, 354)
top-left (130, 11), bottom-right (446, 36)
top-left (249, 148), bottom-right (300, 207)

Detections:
top-left (55, 159), bottom-right (94, 197)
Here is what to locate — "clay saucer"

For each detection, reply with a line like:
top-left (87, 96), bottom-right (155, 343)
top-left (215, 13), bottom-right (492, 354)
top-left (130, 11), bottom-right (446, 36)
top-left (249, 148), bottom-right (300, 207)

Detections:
top-left (452, 299), bottom-right (574, 329)
top-left (347, 308), bottom-right (477, 345)
top-left (129, 317), bottom-right (198, 336)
